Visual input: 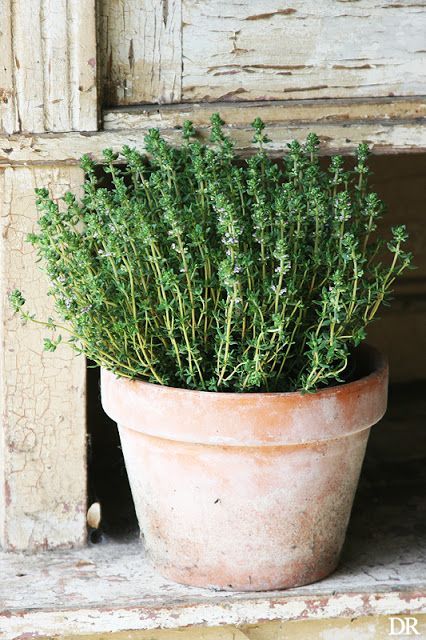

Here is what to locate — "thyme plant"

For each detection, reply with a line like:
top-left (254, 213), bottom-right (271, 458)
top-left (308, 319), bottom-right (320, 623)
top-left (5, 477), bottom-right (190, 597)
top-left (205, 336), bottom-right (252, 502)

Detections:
top-left (10, 116), bottom-right (412, 392)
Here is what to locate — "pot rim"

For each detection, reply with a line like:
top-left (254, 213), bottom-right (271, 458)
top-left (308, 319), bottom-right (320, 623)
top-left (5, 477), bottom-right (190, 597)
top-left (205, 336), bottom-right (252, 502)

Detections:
top-left (101, 344), bottom-right (389, 446)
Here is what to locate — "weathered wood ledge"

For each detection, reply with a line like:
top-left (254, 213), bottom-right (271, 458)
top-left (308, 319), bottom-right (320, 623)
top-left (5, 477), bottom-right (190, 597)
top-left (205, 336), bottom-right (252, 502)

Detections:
top-left (103, 96), bottom-right (426, 129)
top-left (1, 98), bottom-right (425, 166)
top-left (1, 540), bottom-right (425, 639)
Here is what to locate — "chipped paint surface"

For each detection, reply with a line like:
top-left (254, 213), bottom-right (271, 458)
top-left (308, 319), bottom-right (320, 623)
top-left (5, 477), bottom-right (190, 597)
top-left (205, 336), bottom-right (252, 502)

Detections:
top-left (0, 1), bottom-right (97, 134)
top-left (0, 114), bottom-right (426, 169)
top-left (0, 166), bottom-right (87, 551)
top-left (98, 0), bottom-right (182, 105)
top-left (1, 536), bottom-right (425, 638)
top-left (97, 0), bottom-right (426, 107)
top-left (182, 0), bottom-right (426, 102)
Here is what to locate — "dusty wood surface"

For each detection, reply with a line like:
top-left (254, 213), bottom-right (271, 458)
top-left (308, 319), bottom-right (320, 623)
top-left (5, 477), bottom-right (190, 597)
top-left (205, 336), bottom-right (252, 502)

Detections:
top-left (1, 397), bottom-right (426, 638)
top-left (0, 0), bottom-right (97, 134)
top-left (98, 0), bottom-right (182, 106)
top-left (182, 0), bottom-right (426, 103)
top-left (1, 545), bottom-right (425, 639)
top-left (0, 166), bottom-right (87, 551)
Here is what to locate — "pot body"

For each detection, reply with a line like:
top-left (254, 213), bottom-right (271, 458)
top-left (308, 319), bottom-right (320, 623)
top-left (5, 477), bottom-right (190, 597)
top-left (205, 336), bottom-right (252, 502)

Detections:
top-left (101, 345), bottom-right (388, 591)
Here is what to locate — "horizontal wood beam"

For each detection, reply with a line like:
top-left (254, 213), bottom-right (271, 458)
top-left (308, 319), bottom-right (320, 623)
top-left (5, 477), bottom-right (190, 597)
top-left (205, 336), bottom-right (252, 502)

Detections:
top-left (103, 96), bottom-right (426, 129)
top-left (97, 0), bottom-right (426, 107)
top-left (1, 98), bottom-right (426, 165)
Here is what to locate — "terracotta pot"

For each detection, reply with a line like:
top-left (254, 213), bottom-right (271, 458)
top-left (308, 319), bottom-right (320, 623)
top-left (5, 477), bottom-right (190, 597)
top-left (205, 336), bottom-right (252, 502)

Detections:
top-left (101, 344), bottom-right (388, 591)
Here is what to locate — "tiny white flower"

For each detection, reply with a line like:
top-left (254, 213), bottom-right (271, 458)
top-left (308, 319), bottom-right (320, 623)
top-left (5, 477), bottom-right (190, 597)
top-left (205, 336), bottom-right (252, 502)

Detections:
top-left (81, 305), bottom-right (92, 314)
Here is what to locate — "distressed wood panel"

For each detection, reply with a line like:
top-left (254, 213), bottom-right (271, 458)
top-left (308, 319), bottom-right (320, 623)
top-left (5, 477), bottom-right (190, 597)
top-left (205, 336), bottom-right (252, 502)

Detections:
top-left (98, 0), bottom-right (182, 106)
top-left (0, 0), bottom-right (97, 133)
top-left (0, 165), bottom-right (86, 551)
top-left (182, 0), bottom-right (426, 102)
top-left (67, 0), bottom-right (99, 130)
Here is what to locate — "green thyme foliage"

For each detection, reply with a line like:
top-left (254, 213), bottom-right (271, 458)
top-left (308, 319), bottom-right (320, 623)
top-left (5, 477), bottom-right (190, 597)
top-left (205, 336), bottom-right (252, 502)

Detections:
top-left (11, 117), bottom-right (412, 392)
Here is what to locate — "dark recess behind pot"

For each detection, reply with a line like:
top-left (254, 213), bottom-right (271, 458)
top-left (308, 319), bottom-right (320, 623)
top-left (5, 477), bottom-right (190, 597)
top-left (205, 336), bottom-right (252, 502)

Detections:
top-left (86, 362), bottom-right (139, 541)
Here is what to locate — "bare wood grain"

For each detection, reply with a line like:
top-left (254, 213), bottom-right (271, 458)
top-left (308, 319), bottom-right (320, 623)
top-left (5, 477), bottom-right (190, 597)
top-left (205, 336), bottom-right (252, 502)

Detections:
top-left (182, 0), bottom-right (426, 102)
top-left (0, 165), bottom-right (87, 550)
top-left (98, 0), bottom-right (182, 106)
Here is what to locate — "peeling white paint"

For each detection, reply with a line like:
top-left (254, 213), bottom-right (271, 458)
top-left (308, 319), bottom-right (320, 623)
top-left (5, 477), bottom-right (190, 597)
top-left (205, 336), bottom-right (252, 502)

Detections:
top-left (0, 166), bottom-right (87, 551)
top-left (1, 116), bottom-right (426, 169)
top-left (1, 1), bottom-right (97, 133)
top-left (182, 0), bottom-right (426, 103)
top-left (98, 0), bottom-right (182, 105)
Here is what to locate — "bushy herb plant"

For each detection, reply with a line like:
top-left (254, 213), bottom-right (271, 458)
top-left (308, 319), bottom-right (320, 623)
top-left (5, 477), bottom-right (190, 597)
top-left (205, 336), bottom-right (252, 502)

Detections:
top-left (10, 115), bottom-right (412, 392)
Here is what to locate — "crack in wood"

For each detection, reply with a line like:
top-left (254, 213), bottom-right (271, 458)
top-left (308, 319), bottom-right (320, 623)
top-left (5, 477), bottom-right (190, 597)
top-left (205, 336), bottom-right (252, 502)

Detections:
top-left (245, 8), bottom-right (297, 20)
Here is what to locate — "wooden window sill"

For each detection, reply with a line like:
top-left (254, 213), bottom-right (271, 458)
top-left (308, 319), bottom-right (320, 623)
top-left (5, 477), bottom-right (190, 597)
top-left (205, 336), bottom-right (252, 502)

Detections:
top-left (1, 383), bottom-right (425, 639)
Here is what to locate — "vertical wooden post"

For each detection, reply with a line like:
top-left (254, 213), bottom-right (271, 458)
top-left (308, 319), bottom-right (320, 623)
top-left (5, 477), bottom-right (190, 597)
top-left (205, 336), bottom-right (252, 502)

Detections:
top-left (98, 0), bottom-right (182, 106)
top-left (0, 166), bottom-right (87, 550)
top-left (0, 0), bottom-right (97, 133)
top-left (0, 0), bottom-right (97, 549)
